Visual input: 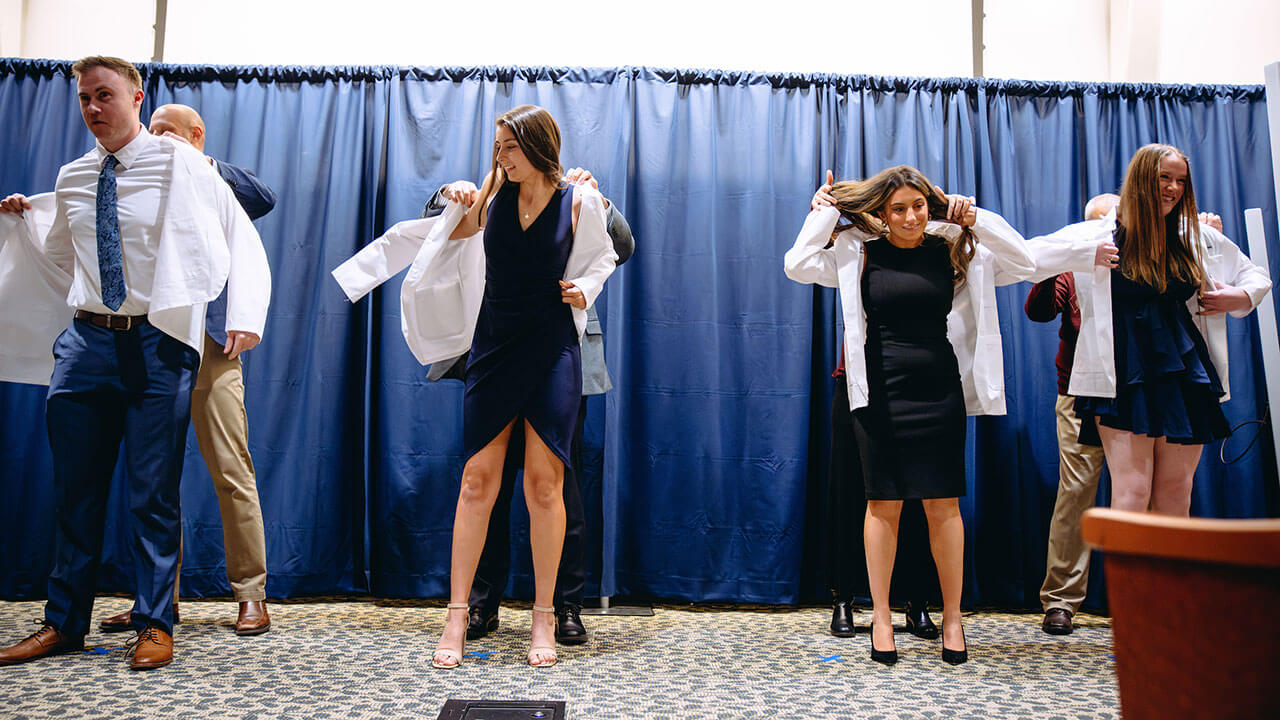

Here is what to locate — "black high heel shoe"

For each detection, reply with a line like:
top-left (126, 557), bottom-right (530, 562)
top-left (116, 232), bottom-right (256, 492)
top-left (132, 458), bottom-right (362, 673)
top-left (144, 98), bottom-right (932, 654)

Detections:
top-left (869, 622), bottom-right (897, 665)
top-left (830, 599), bottom-right (856, 638)
top-left (941, 625), bottom-right (967, 665)
top-left (905, 600), bottom-right (939, 640)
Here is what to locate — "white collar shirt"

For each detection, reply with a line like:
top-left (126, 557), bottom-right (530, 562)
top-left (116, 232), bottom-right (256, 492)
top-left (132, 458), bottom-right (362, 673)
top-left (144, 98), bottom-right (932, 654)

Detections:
top-left (47, 127), bottom-right (169, 315)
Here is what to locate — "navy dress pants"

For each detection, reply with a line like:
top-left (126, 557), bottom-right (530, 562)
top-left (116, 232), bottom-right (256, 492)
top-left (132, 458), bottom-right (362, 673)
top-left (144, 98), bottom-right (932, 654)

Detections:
top-left (43, 318), bottom-right (198, 637)
top-left (470, 402), bottom-right (588, 612)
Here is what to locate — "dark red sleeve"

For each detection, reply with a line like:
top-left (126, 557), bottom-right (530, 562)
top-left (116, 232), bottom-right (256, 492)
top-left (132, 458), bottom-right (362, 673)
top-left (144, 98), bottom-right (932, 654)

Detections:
top-left (1025, 275), bottom-right (1063, 322)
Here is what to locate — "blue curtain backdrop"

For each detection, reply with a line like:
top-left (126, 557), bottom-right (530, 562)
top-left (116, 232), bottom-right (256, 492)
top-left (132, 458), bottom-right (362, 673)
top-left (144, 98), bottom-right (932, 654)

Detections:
top-left (0, 59), bottom-right (1275, 608)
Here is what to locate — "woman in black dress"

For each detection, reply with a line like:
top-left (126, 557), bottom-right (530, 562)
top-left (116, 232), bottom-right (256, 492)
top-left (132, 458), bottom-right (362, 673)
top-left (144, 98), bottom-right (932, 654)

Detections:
top-left (430, 105), bottom-right (616, 669)
top-left (787, 166), bottom-right (1036, 665)
top-left (815, 174), bottom-right (940, 642)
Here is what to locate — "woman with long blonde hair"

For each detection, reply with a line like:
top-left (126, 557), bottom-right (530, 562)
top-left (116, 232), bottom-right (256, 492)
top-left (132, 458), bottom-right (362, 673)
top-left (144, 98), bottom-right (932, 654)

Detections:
top-left (1064, 144), bottom-right (1270, 514)
top-left (787, 165), bottom-right (1039, 665)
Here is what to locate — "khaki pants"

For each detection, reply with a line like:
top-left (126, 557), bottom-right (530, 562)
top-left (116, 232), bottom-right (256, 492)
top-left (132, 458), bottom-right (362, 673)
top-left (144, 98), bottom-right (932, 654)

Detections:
top-left (190, 333), bottom-right (267, 602)
top-left (1039, 394), bottom-right (1106, 614)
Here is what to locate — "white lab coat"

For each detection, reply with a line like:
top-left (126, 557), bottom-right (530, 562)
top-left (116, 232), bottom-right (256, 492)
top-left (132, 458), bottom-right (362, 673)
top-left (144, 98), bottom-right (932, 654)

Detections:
top-left (0, 140), bottom-right (272, 384)
top-left (784, 206), bottom-right (1041, 415)
top-left (0, 193), bottom-right (73, 384)
top-left (1043, 213), bottom-right (1273, 401)
top-left (332, 184), bottom-right (617, 366)
top-left (149, 140), bottom-right (272, 348)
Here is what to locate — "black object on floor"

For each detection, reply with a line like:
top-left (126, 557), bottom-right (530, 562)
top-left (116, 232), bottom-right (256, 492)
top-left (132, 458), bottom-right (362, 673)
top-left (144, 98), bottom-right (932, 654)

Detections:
top-left (437, 700), bottom-right (566, 720)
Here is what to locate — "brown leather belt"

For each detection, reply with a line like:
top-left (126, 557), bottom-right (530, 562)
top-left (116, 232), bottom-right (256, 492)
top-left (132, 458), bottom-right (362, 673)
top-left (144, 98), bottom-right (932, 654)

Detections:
top-left (75, 309), bottom-right (149, 331)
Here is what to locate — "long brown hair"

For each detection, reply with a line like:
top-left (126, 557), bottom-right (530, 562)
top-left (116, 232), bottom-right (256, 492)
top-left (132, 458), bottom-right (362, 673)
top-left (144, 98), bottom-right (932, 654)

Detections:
top-left (829, 165), bottom-right (976, 288)
top-left (476, 104), bottom-right (564, 212)
top-left (1117, 144), bottom-right (1204, 291)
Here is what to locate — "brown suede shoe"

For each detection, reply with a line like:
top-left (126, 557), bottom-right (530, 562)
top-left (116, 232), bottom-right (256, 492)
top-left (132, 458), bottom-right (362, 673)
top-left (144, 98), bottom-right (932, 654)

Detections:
top-left (99, 602), bottom-right (180, 633)
top-left (234, 601), bottom-right (271, 636)
top-left (126, 627), bottom-right (173, 670)
top-left (0, 621), bottom-right (85, 666)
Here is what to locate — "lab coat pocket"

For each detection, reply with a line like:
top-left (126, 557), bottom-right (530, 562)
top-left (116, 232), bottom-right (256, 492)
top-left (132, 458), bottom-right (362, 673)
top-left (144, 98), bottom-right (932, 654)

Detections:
top-left (975, 334), bottom-right (1005, 401)
top-left (410, 281), bottom-right (466, 338)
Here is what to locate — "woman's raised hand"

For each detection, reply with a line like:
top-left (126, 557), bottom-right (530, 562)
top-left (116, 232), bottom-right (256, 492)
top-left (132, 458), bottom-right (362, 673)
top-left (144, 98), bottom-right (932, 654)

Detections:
top-left (811, 169), bottom-right (836, 209)
top-left (934, 186), bottom-right (976, 226)
top-left (1198, 212), bottom-right (1223, 233)
top-left (0, 193), bottom-right (32, 216)
top-left (564, 167), bottom-right (599, 189)
top-left (442, 180), bottom-right (479, 207)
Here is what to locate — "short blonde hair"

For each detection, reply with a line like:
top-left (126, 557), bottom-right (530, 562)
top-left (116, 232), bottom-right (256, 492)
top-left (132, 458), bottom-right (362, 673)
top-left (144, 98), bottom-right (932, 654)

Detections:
top-left (71, 56), bottom-right (142, 92)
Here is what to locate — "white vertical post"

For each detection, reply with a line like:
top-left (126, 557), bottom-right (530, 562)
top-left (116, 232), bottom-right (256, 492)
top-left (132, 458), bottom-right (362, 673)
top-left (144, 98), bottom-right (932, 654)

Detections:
top-left (1268, 63), bottom-right (1280, 245)
top-left (1256, 61), bottom-right (1280, 488)
top-left (152, 0), bottom-right (168, 63)
top-left (1243, 210), bottom-right (1280, 486)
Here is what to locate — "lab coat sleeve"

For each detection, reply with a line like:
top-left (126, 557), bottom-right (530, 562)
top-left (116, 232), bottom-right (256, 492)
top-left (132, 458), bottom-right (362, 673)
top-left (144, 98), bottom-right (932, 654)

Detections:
top-left (784, 207), bottom-right (846, 288)
top-left (332, 216), bottom-right (440, 303)
top-left (1022, 221), bottom-right (1103, 283)
top-left (1205, 224), bottom-right (1272, 318)
top-left (971, 208), bottom-right (1036, 286)
top-left (563, 186), bottom-right (617, 311)
top-left (216, 174), bottom-right (272, 338)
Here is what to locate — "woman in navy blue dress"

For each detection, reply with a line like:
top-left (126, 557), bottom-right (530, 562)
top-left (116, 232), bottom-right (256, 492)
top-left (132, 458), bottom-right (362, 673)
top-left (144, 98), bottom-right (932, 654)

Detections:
top-left (1073, 144), bottom-right (1233, 514)
top-left (431, 105), bottom-right (614, 670)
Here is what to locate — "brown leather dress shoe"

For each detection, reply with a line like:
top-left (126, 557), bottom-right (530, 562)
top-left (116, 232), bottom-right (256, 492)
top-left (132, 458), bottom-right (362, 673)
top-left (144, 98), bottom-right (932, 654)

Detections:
top-left (99, 602), bottom-right (180, 633)
top-left (235, 601), bottom-right (271, 636)
top-left (1042, 608), bottom-right (1074, 635)
top-left (126, 627), bottom-right (173, 670)
top-left (99, 610), bottom-right (133, 633)
top-left (0, 621), bottom-right (85, 666)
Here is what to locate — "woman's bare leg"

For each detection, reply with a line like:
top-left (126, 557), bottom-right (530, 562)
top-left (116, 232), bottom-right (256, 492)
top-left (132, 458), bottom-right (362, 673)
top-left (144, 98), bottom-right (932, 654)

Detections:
top-left (865, 500), bottom-right (903, 652)
top-left (432, 420), bottom-right (516, 667)
top-left (1149, 438), bottom-right (1202, 516)
top-left (922, 497), bottom-right (965, 650)
top-left (523, 420), bottom-right (566, 666)
top-left (1097, 423), bottom-right (1156, 512)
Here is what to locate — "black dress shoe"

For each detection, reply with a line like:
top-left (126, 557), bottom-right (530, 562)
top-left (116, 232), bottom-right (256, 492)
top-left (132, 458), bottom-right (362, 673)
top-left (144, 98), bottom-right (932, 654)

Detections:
top-left (869, 622), bottom-right (897, 665)
top-left (1042, 608), bottom-right (1073, 636)
top-left (829, 600), bottom-right (856, 638)
top-left (905, 600), bottom-right (939, 640)
top-left (466, 606), bottom-right (499, 640)
top-left (554, 604), bottom-right (589, 646)
top-left (942, 626), bottom-right (968, 665)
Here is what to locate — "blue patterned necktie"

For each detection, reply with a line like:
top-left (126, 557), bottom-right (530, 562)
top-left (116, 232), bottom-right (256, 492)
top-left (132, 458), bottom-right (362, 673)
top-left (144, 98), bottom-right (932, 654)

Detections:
top-left (96, 155), bottom-right (126, 311)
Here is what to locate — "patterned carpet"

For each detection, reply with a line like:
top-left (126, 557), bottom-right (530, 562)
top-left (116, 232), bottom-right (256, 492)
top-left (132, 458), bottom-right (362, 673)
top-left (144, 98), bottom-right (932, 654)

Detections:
top-left (0, 598), bottom-right (1117, 719)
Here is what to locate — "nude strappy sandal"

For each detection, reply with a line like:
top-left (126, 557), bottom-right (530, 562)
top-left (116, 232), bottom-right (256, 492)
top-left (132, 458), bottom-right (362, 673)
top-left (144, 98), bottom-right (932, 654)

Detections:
top-left (527, 605), bottom-right (558, 668)
top-left (432, 603), bottom-right (469, 669)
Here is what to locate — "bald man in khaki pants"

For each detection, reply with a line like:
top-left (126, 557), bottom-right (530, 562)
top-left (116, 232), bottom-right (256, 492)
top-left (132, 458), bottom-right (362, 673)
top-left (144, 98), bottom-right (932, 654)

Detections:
top-left (98, 103), bottom-right (274, 636)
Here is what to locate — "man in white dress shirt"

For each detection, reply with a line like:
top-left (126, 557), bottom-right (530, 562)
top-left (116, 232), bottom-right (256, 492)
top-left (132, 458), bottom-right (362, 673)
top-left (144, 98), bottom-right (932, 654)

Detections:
top-left (0, 56), bottom-right (270, 670)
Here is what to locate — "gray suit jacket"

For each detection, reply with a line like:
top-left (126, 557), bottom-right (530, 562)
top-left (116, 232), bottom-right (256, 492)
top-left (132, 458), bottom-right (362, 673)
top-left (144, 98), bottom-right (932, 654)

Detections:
top-left (421, 187), bottom-right (634, 395)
